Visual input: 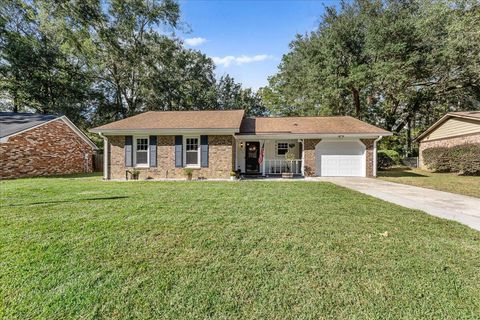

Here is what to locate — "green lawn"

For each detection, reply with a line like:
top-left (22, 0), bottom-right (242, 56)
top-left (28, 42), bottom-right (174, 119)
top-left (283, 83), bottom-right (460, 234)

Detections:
top-left (378, 167), bottom-right (480, 198)
top-left (1, 175), bottom-right (479, 319)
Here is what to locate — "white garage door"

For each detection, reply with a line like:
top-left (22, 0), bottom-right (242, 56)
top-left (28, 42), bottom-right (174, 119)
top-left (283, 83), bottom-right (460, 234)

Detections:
top-left (315, 141), bottom-right (365, 177)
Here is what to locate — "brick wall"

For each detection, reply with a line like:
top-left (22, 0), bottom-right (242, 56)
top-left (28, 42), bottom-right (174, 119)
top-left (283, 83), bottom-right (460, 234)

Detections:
top-left (108, 135), bottom-right (235, 180)
top-left (0, 119), bottom-right (95, 179)
top-left (419, 133), bottom-right (480, 168)
top-left (303, 139), bottom-right (321, 176)
top-left (360, 139), bottom-right (375, 177)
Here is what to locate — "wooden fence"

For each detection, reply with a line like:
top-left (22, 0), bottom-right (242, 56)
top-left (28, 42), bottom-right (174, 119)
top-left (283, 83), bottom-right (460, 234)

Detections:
top-left (402, 157), bottom-right (419, 168)
top-left (93, 152), bottom-right (104, 172)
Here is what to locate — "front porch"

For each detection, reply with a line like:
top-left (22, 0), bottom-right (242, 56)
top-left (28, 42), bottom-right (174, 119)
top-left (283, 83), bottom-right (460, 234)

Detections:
top-left (235, 138), bottom-right (303, 176)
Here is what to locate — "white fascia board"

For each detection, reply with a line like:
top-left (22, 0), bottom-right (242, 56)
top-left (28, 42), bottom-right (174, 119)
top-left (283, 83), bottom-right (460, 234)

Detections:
top-left (0, 117), bottom-right (60, 143)
top-left (414, 114), bottom-right (450, 142)
top-left (234, 133), bottom-right (391, 140)
top-left (59, 116), bottom-right (98, 150)
top-left (415, 113), bottom-right (480, 142)
top-left (91, 128), bottom-right (239, 135)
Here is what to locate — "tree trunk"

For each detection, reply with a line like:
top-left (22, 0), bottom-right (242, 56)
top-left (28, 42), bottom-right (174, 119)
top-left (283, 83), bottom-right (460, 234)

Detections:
top-left (12, 90), bottom-right (19, 113)
top-left (351, 86), bottom-right (361, 119)
top-left (406, 115), bottom-right (412, 157)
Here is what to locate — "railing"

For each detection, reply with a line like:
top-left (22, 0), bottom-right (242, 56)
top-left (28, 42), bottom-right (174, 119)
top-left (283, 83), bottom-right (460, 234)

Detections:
top-left (265, 159), bottom-right (302, 175)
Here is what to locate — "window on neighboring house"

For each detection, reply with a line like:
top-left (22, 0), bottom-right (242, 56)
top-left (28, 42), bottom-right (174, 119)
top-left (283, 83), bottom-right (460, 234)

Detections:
top-left (185, 137), bottom-right (200, 167)
top-left (277, 142), bottom-right (289, 156)
top-left (135, 137), bottom-right (148, 166)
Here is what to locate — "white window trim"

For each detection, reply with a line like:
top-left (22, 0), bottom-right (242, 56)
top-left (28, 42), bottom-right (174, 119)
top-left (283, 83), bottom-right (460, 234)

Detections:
top-left (134, 136), bottom-right (149, 167)
top-left (183, 136), bottom-right (201, 168)
top-left (276, 141), bottom-right (289, 157)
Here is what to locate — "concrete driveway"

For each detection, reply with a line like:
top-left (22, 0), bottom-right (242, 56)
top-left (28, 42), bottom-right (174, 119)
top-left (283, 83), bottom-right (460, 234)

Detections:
top-left (310, 177), bottom-right (480, 232)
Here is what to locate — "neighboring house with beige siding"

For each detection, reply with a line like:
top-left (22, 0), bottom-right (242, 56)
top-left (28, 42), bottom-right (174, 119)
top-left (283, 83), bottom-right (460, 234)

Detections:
top-left (416, 111), bottom-right (480, 168)
top-left (90, 110), bottom-right (391, 180)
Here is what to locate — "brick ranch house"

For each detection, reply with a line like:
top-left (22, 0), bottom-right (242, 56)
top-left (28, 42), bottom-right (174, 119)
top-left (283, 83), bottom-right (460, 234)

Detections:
top-left (415, 111), bottom-right (480, 169)
top-left (0, 112), bottom-right (98, 179)
top-left (91, 110), bottom-right (391, 180)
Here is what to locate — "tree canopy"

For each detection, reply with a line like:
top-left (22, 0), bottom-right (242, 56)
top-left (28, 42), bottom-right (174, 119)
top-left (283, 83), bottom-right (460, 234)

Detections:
top-left (261, 0), bottom-right (480, 154)
top-left (0, 0), bottom-right (262, 128)
top-left (1, 0), bottom-right (479, 154)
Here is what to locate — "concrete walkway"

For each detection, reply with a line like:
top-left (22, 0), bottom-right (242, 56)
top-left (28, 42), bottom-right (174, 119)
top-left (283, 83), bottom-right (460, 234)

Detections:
top-left (310, 177), bottom-right (480, 231)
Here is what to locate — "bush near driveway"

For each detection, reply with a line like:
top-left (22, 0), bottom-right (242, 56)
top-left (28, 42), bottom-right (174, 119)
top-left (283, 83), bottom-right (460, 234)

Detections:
top-left (423, 144), bottom-right (480, 175)
top-left (377, 149), bottom-right (401, 169)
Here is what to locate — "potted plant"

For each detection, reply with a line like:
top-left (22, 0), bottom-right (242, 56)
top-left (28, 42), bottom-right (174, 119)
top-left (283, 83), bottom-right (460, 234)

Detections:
top-left (235, 169), bottom-right (241, 179)
top-left (282, 151), bottom-right (296, 179)
top-left (129, 169), bottom-right (140, 180)
top-left (183, 168), bottom-right (194, 180)
top-left (229, 171), bottom-right (237, 180)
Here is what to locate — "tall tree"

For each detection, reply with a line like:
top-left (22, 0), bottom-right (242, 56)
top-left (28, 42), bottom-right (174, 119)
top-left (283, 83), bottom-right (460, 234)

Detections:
top-left (43, 0), bottom-right (182, 119)
top-left (262, 0), bottom-right (480, 155)
top-left (216, 75), bottom-right (268, 116)
top-left (2, 0), bottom-right (265, 126)
top-left (0, 0), bottom-right (93, 124)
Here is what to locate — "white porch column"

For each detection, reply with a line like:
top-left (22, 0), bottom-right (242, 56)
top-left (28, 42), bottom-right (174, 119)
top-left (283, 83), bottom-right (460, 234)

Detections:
top-left (262, 139), bottom-right (266, 176)
top-left (299, 139), bottom-right (305, 176)
top-left (373, 136), bottom-right (382, 177)
top-left (234, 137), bottom-right (238, 172)
top-left (102, 135), bottom-right (108, 180)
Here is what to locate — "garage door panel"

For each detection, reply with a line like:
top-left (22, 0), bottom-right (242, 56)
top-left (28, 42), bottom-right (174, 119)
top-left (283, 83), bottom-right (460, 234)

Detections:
top-left (316, 141), bottom-right (365, 177)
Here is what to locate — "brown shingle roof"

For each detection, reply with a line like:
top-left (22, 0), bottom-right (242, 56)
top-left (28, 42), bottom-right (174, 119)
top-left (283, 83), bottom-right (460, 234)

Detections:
top-left (239, 116), bottom-right (390, 135)
top-left (91, 110), bottom-right (390, 136)
top-left (91, 110), bottom-right (245, 131)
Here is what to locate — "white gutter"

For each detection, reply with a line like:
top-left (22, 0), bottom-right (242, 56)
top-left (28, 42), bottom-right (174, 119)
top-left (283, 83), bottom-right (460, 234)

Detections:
top-left (234, 133), bottom-right (392, 140)
top-left (98, 133), bottom-right (109, 180)
top-left (373, 136), bottom-right (382, 177)
top-left (90, 128), bottom-right (239, 135)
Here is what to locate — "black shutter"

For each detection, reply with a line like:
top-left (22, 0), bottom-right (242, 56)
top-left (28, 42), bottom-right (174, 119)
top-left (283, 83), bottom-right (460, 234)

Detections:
top-left (201, 135), bottom-right (208, 168)
top-left (125, 136), bottom-right (133, 167)
top-left (149, 136), bottom-right (157, 167)
top-left (175, 135), bottom-right (183, 167)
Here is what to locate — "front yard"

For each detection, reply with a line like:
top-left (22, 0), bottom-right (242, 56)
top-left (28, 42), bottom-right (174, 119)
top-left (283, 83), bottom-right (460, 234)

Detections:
top-left (1, 175), bottom-right (479, 319)
top-left (378, 167), bottom-right (480, 198)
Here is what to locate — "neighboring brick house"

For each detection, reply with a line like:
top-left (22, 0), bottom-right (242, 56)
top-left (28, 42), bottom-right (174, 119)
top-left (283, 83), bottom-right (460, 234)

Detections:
top-left (0, 113), bottom-right (98, 179)
top-left (91, 110), bottom-right (391, 180)
top-left (415, 111), bottom-right (480, 169)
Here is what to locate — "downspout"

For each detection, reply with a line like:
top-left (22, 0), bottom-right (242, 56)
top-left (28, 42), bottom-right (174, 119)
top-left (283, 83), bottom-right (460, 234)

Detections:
top-left (98, 133), bottom-right (109, 180)
top-left (373, 136), bottom-right (382, 177)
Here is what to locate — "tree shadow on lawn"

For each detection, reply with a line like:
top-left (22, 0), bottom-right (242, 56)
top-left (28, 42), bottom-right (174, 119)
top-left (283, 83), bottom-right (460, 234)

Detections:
top-left (6, 196), bottom-right (128, 207)
top-left (36, 172), bottom-right (103, 179)
top-left (1, 172), bottom-right (104, 181)
top-left (378, 167), bottom-right (428, 178)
